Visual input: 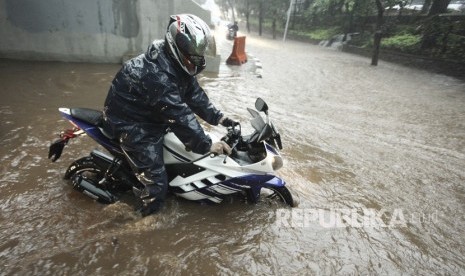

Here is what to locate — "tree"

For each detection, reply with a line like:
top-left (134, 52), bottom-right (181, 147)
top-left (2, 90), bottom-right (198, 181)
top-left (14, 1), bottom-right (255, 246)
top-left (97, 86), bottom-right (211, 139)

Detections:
top-left (428, 0), bottom-right (452, 16)
top-left (236, 0), bottom-right (256, 33)
top-left (268, 0), bottom-right (288, 38)
top-left (420, 0), bottom-right (452, 50)
top-left (235, 0), bottom-right (265, 35)
top-left (421, 0), bottom-right (433, 14)
top-left (244, 0), bottom-right (252, 33)
top-left (259, 0), bottom-right (264, 35)
top-left (236, 0), bottom-right (285, 36)
top-left (229, 0), bottom-right (237, 22)
top-left (371, 0), bottom-right (385, 66)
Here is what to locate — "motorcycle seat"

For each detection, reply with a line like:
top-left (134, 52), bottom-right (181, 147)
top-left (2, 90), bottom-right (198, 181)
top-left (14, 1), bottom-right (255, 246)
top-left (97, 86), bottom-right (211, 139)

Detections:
top-left (70, 108), bottom-right (103, 126)
top-left (69, 108), bottom-right (116, 140)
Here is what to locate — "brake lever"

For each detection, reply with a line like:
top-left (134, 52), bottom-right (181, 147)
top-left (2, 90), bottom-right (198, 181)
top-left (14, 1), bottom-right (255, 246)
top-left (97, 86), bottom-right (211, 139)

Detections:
top-left (223, 140), bottom-right (239, 164)
top-left (276, 133), bottom-right (283, 150)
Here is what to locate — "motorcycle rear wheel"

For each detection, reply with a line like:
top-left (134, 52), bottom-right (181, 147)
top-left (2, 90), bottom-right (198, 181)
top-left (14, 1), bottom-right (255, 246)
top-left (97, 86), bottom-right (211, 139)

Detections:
top-left (64, 156), bottom-right (119, 203)
top-left (64, 156), bottom-right (103, 180)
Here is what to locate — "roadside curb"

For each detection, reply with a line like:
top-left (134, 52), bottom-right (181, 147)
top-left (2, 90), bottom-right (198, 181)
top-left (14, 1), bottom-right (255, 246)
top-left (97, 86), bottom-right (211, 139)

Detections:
top-left (247, 53), bottom-right (263, 78)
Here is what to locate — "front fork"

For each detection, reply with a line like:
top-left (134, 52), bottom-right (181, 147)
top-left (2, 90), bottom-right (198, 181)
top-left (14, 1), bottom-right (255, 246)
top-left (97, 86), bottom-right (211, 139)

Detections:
top-left (224, 175), bottom-right (286, 203)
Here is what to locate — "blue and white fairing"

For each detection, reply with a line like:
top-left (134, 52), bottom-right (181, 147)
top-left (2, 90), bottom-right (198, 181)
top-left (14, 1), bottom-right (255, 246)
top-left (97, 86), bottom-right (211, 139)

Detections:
top-left (163, 132), bottom-right (286, 204)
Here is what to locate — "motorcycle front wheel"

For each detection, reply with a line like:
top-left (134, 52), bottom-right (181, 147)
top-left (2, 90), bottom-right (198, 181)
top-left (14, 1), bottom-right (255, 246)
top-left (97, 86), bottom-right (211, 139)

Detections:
top-left (259, 186), bottom-right (297, 207)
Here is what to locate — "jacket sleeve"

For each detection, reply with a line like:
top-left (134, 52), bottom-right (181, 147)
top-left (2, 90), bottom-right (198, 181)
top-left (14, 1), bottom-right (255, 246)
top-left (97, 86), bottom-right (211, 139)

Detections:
top-left (158, 82), bottom-right (213, 155)
top-left (184, 77), bottom-right (223, 126)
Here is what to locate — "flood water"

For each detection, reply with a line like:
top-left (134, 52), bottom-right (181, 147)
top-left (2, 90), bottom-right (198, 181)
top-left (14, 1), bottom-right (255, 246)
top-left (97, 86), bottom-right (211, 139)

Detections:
top-left (1, 29), bottom-right (465, 275)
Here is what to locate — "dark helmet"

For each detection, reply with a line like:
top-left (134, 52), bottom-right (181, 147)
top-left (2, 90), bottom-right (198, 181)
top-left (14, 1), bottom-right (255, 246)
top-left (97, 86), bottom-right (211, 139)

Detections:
top-left (165, 14), bottom-right (211, 76)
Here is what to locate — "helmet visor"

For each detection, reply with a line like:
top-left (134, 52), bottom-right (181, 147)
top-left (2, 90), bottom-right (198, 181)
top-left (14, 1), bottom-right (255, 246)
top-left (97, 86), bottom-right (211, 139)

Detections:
top-left (188, 55), bottom-right (206, 67)
top-left (175, 32), bottom-right (207, 57)
top-left (178, 51), bottom-right (205, 75)
top-left (175, 33), bottom-right (206, 75)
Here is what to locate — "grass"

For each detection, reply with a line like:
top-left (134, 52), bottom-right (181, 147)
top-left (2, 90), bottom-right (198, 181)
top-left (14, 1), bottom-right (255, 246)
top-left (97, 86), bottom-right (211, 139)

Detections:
top-left (381, 33), bottom-right (422, 52)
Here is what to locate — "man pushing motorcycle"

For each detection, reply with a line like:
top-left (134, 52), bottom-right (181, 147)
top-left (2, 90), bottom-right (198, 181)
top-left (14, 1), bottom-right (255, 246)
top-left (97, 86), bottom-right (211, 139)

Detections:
top-left (102, 14), bottom-right (237, 216)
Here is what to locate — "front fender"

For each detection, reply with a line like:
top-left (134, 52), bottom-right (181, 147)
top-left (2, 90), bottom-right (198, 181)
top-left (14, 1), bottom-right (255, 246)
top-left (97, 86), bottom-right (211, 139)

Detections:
top-left (221, 174), bottom-right (286, 203)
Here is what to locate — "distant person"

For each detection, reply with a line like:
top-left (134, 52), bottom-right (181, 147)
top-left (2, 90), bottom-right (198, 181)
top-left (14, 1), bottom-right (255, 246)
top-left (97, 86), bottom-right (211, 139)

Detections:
top-left (227, 21), bottom-right (239, 39)
top-left (102, 14), bottom-right (237, 216)
top-left (231, 21), bottom-right (239, 33)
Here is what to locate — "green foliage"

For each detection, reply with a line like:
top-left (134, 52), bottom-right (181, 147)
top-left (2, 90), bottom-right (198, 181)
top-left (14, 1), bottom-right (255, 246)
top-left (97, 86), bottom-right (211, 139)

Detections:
top-left (419, 15), bottom-right (465, 61)
top-left (233, 0), bottom-right (465, 63)
top-left (385, 24), bottom-right (419, 36)
top-left (440, 33), bottom-right (465, 60)
top-left (305, 27), bottom-right (342, 40)
top-left (381, 33), bottom-right (422, 52)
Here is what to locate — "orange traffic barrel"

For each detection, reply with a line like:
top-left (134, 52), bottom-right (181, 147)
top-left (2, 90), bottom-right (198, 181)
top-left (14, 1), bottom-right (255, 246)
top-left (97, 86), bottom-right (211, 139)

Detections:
top-left (226, 36), bottom-right (247, 65)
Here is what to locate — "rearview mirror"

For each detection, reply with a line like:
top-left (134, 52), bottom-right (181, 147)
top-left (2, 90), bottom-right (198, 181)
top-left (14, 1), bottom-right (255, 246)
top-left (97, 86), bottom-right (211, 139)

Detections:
top-left (255, 98), bottom-right (268, 113)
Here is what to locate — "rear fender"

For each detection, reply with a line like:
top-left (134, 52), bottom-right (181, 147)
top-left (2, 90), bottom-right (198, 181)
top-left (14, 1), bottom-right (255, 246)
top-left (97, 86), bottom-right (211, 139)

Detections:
top-left (48, 128), bottom-right (84, 162)
top-left (49, 109), bottom-right (122, 162)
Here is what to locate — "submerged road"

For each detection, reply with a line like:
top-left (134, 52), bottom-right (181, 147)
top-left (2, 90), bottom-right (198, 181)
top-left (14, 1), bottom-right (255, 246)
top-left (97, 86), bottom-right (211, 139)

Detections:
top-left (1, 28), bottom-right (464, 274)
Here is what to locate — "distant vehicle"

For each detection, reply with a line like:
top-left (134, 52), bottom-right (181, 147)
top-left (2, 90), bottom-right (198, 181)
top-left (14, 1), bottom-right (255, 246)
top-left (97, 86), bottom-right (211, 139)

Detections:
top-left (227, 22), bottom-right (238, 40)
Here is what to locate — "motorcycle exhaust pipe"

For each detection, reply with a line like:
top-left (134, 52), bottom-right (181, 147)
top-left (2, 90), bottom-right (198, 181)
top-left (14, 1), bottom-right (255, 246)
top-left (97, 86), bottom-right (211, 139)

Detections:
top-left (72, 174), bottom-right (116, 204)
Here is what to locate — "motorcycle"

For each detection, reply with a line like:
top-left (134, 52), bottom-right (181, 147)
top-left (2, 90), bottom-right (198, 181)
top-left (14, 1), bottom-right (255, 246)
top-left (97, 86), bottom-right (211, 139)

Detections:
top-left (226, 23), bottom-right (238, 40)
top-left (48, 98), bottom-right (295, 208)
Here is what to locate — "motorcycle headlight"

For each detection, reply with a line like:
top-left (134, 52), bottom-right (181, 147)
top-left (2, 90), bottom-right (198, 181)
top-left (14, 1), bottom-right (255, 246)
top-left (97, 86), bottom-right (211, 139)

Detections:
top-left (271, 155), bottom-right (283, 171)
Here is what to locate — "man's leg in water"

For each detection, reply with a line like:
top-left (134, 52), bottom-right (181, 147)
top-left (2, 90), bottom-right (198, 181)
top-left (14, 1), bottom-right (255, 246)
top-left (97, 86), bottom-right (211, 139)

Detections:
top-left (119, 126), bottom-right (168, 216)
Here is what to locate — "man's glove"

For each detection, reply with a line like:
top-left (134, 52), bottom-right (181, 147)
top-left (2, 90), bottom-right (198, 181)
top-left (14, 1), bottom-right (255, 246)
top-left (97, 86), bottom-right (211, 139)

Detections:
top-left (220, 117), bottom-right (238, 128)
top-left (210, 141), bottom-right (232, 156)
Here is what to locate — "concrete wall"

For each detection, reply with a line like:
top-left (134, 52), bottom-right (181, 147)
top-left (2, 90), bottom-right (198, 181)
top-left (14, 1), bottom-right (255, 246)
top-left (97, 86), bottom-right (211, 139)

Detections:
top-left (0, 0), bottom-right (216, 66)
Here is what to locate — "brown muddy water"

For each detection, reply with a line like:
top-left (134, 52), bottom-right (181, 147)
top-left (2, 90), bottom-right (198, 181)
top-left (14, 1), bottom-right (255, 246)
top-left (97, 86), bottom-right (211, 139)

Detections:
top-left (1, 31), bottom-right (465, 275)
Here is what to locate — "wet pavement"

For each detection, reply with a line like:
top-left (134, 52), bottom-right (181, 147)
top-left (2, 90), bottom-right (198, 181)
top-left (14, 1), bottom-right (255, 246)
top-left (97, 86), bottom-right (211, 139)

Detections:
top-left (1, 25), bottom-right (465, 275)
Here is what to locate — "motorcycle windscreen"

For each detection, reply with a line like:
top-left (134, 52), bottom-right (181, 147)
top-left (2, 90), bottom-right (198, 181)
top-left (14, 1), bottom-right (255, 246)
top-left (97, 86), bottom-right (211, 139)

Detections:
top-left (247, 107), bottom-right (266, 132)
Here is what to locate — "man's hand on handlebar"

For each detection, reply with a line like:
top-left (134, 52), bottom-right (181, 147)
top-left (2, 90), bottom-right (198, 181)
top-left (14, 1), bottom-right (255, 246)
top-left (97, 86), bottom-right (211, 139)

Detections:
top-left (220, 117), bottom-right (239, 128)
top-left (210, 141), bottom-right (232, 156)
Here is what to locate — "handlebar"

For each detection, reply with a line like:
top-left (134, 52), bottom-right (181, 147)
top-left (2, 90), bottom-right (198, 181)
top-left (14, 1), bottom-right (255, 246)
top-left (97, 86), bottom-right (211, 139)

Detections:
top-left (220, 98), bottom-right (283, 152)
